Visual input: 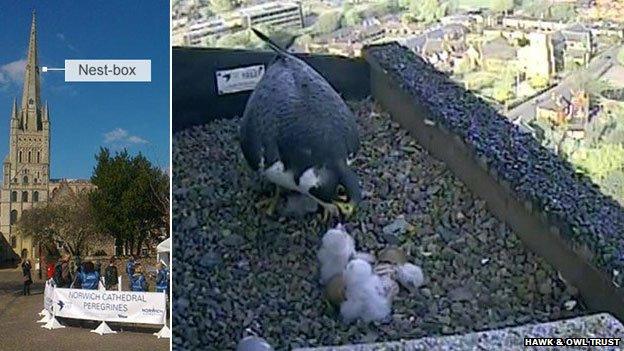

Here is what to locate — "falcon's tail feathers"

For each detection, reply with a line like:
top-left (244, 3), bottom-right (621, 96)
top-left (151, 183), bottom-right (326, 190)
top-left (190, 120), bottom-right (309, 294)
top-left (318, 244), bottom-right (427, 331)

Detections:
top-left (251, 28), bottom-right (289, 57)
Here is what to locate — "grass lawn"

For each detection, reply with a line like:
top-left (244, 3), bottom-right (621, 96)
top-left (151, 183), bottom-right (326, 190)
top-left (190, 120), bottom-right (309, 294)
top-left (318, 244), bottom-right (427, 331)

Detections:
top-left (456, 0), bottom-right (495, 9)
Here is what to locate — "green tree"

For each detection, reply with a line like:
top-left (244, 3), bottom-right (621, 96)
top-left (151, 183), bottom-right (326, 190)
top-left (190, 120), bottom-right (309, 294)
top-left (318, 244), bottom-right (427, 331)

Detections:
top-left (571, 72), bottom-right (613, 99)
top-left (210, 0), bottom-right (235, 13)
top-left (362, 0), bottom-right (400, 17)
top-left (529, 74), bottom-right (549, 89)
top-left (602, 170), bottom-right (624, 205)
top-left (18, 191), bottom-right (101, 258)
top-left (549, 3), bottom-right (576, 22)
top-left (521, 0), bottom-right (550, 18)
top-left (343, 8), bottom-right (364, 27)
top-left (403, 0), bottom-right (448, 24)
top-left (492, 68), bottom-right (516, 103)
top-left (311, 10), bottom-right (344, 35)
top-left (601, 103), bottom-right (624, 144)
top-left (492, 84), bottom-right (513, 102)
top-left (570, 143), bottom-right (624, 181)
top-left (90, 148), bottom-right (169, 256)
top-left (617, 46), bottom-right (624, 66)
top-left (398, 0), bottom-right (412, 9)
top-left (215, 30), bottom-right (255, 49)
top-left (464, 72), bottom-right (497, 90)
top-left (295, 34), bottom-right (313, 47)
top-left (205, 35), bottom-right (217, 47)
top-left (253, 25), bottom-right (298, 50)
top-left (453, 57), bottom-right (473, 75)
top-left (492, 0), bottom-right (514, 14)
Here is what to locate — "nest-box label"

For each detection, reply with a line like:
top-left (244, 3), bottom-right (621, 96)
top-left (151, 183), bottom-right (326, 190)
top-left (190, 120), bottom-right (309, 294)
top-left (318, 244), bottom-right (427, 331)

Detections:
top-left (64, 60), bottom-right (151, 82)
top-left (216, 65), bottom-right (264, 95)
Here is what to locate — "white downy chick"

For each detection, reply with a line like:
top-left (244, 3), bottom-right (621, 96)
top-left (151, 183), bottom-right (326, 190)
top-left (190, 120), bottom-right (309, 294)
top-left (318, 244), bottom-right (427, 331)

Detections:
top-left (236, 336), bottom-right (274, 351)
top-left (340, 259), bottom-right (391, 323)
top-left (318, 224), bottom-right (356, 285)
top-left (373, 263), bottom-right (399, 302)
top-left (396, 263), bottom-right (424, 291)
top-left (353, 251), bottom-right (376, 264)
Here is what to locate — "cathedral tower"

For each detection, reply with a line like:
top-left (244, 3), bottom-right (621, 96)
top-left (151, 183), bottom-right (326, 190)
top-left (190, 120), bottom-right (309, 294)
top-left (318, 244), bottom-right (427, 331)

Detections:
top-left (0, 12), bottom-right (51, 262)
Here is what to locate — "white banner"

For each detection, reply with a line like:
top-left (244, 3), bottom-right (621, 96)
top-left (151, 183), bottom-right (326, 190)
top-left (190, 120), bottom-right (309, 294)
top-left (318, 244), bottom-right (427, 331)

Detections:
top-left (44, 280), bottom-right (54, 313)
top-left (52, 288), bottom-right (166, 325)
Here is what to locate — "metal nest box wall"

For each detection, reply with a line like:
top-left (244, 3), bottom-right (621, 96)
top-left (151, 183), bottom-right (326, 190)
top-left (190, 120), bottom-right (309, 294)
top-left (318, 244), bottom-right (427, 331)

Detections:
top-left (172, 47), bottom-right (370, 132)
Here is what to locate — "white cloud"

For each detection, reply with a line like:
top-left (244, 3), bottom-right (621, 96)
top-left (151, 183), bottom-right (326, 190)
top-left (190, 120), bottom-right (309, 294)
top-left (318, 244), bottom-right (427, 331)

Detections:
top-left (104, 128), bottom-right (129, 143)
top-left (0, 59), bottom-right (26, 88)
top-left (127, 135), bottom-right (148, 144)
top-left (104, 128), bottom-right (149, 146)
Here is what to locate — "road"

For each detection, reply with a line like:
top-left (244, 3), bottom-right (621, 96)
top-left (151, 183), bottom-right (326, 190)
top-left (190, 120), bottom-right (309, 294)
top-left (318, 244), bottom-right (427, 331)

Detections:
top-left (506, 45), bottom-right (620, 123)
top-left (0, 268), bottom-right (169, 351)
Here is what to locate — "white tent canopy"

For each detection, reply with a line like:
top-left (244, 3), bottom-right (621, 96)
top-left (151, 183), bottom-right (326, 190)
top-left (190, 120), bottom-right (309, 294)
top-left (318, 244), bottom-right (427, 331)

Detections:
top-left (157, 238), bottom-right (170, 253)
top-left (156, 238), bottom-right (170, 266)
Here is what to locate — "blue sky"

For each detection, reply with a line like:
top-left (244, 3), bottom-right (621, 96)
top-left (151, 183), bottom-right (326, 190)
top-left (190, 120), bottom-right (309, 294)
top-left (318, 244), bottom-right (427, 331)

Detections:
top-left (0, 1), bottom-right (170, 179)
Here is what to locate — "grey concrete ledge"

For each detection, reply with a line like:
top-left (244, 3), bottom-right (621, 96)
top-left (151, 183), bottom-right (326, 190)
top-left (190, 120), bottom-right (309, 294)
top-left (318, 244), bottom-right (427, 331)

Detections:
top-left (294, 313), bottom-right (624, 351)
top-left (363, 43), bottom-right (624, 319)
top-left (364, 44), bottom-right (624, 281)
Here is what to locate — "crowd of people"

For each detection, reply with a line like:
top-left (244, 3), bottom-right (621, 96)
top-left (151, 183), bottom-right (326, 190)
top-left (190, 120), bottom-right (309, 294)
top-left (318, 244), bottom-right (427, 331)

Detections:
top-left (20, 254), bottom-right (169, 295)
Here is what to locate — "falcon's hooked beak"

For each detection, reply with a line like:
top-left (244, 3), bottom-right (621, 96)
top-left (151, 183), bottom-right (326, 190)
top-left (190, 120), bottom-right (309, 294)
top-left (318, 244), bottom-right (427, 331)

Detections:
top-left (333, 164), bottom-right (361, 220)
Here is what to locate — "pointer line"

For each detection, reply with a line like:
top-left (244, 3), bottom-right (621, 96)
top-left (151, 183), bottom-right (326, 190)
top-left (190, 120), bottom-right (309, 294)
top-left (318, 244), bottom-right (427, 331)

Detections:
top-left (41, 66), bottom-right (64, 72)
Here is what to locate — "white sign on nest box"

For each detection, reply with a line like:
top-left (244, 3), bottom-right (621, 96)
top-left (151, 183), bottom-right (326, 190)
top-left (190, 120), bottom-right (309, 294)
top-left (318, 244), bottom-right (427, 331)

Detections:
top-left (216, 65), bottom-right (265, 95)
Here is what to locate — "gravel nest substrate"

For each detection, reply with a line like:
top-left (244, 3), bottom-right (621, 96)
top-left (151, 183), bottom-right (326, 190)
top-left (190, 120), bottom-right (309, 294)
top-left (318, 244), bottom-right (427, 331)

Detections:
top-left (366, 43), bottom-right (624, 283)
top-left (172, 101), bottom-right (586, 350)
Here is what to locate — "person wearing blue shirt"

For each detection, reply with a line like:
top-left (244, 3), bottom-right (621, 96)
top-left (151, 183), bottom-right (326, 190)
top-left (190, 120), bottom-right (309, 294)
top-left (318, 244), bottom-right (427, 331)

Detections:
top-left (126, 256), bottom-right (135, 277)
top-left (155, 262), bottom-right (169, 294)
top-left (80, 261), bottom-right (100, 290)
top-left (130, 264), bottom-right (148, 292)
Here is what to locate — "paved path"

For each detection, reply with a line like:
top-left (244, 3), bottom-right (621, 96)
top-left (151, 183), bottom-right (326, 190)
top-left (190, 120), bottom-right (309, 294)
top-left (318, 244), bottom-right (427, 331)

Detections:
top-left (0, 268), bottom-right (169, 351)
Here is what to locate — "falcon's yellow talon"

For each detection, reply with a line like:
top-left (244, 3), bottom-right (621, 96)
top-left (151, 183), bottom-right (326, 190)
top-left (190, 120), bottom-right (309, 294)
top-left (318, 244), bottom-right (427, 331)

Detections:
top-left (256, 187), bottom-right (280, 216)
top-left (334, 202), bottom-right (355, 218)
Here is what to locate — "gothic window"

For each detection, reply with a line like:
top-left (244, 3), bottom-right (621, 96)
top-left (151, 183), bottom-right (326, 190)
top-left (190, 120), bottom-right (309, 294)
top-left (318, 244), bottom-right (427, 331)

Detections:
top-left (37, 152), bottom-right (40, 163)
top-left (22, 191), bottom-right (28, 202)
top-left (10, 210), bottom-right (17, 225)
top-left (33, 191), bottom-right (39, 202)
top-left (10, 236), bottom-right (16, 248)
top-left (23, 176), bottom-right (28, 184)
top-left (28, 151), bottom-right (31, 163)
top-left (11, 191), bottom-right (17, 202)
top-left (18, 151), bottom-right (22, 162)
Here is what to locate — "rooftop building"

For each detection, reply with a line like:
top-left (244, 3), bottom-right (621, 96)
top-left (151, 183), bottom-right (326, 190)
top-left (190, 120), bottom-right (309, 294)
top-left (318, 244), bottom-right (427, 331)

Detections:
top-left (235, 1), bottom-right (303, 30)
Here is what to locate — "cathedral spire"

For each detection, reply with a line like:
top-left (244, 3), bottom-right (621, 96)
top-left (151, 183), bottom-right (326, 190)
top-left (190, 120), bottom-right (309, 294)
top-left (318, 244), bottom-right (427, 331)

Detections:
top-left (10, 99), bottom-right (17, 119)
top-left (20, 10), bottom-right (41, 116)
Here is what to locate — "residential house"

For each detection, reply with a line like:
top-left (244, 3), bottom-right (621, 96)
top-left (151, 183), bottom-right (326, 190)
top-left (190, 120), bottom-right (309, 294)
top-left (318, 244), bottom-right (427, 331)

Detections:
top-left (440, 14), bottom-right (484, 31)
top-left (309, 25), bottom-right (387, 57)
top-left (553, 23), bottom-right (593, 71)
top-left (401, 24), bottom-right (469, 71)
top-left (481, 36), bottom-right (517, 71)
top-left (502, 17), bottom-right (568, 32)
top-left (517, 32), bottom-right (556, 79)
top-left (535, 89), bottom-right (590, 138)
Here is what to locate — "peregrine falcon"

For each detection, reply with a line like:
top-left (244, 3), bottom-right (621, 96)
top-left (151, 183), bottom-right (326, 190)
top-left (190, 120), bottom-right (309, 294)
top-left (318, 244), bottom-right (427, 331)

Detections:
top-left (239, 29), bottom-right (361, 219)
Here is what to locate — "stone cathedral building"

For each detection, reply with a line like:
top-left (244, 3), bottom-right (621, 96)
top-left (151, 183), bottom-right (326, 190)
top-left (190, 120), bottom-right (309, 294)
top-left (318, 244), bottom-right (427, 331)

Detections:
top-left (0, 14), bottom-right (94, 264)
